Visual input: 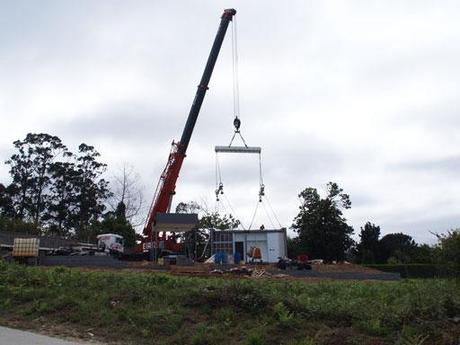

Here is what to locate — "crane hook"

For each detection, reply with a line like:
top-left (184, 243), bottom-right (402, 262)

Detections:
top-left (215, 182), bottom-right (224, 201)
top-left (233, 117), bottom-right (241, 132)
top-left (258, 183), bottom-right (265, 202)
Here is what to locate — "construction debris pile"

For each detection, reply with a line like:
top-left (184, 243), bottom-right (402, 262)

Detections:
top-left (210, 266), bottom-right (288, 279)
top-left (167, 261), bottom-right (400, 281)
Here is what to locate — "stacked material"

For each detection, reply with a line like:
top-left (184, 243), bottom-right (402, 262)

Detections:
top-left (209, 266), bottom-right (286, 279)
top-left (12, 238), bottom-right (39, 257)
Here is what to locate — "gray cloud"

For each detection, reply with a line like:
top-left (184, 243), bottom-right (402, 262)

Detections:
top-left (54, 102), bottom-right (184, 144)
top-left (393, 156), bottom-right (460, 174)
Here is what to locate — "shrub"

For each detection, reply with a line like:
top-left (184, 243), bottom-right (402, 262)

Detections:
top-left (291, 337), bottom-right (316, 345)
top-left (245, 332), bottom-right (266, 345)
top-left (355, 318), bottom-right (389, 336)
top-left (273, 302), bottom-right (294, 324)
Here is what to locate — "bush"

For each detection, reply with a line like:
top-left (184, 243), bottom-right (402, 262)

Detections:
top-left (245, 332), bottom-right (266, 345)
top-left (273, 302), bottom-right (294, 325)
top-left (437, 229), bottom-right (460, 265)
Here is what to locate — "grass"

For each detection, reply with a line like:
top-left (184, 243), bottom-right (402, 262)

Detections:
top-left (0, 261), bottom-right (459, 344)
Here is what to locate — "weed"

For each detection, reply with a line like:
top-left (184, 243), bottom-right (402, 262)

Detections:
top-left (396, 325), bottom-right (430, 345)
top-left (214, 307), bottom-right (236, 327)
top-left (190, 324), bottom-right (221, 345)
top-left (274, 301), bottom-right (294, 326)
top-left (355, 318), bottom-right (389, 336)
top-left (245, 332), bottom-right (266, 345)
top-left (191, 325), bottom-right (208, 345)
top-left (397, 333), bottom-right (429, 345)
top-left (293, 337), bottom-right (316, 345)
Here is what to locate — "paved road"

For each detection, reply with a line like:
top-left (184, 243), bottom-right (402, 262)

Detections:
top-left (0, 326), bottom-right (97, 345)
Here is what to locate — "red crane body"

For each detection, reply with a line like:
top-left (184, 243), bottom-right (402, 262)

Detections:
top-left (142, 9), bottom-right (236, 248)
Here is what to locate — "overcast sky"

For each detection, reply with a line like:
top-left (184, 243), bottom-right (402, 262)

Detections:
top-left (1, 1), bottom-right (459, 243)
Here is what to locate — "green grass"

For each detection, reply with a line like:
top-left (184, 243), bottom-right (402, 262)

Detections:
top-left (0, 261), bottom-right (459, 344)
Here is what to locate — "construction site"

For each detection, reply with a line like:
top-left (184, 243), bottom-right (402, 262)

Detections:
top-left (0, 8), bottom-right (399, 282)
top-left (1, 4), bottom-right (459, 345)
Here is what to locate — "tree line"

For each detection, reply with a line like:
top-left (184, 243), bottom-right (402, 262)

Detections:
top-left (1, 133), bottom-right (458, 263)
top-left (289, 182), bottom-right (460, 265)
top-left (0, 133), bottom-right (138, 246)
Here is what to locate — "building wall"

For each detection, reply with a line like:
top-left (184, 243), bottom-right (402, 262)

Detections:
top-left (267, 232), bottom-right (286, 262)
top-left (233, 232), bottom-right (269, 262)
top-left (211, 230), bottom-right (286, 263)
top-left (211, 231), bottom-right (233, 254)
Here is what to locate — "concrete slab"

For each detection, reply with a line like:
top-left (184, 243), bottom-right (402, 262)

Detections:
top-left (0, 326), bottom-right (99, 345)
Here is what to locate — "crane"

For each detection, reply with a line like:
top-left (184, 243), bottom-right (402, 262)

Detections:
top-left (141, 9), bottom-right (237, 252)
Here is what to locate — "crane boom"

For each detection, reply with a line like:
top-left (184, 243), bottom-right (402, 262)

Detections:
top-left (143, 9), bottom-right (236, 238)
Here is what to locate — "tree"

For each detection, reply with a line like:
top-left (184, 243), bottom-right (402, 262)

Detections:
top-left (410, 243), bottom-right (435, 264)
top-left (0, 216), bottom-right (40, 235)
top-left (91, 201), bottom-right (137, 248)
top-left (175, 201), bottom-right (240, 230)
top-left (46, 160), bottom-right (79, 237)
top-left (286, 236), bottom-right (303, 259)
top-left (199, 212), bottom-right (240, 230)
top-left (176, 201), bottom-right (201, 215)
top-left (2, 134), bottom-right (113, 239)
top-left (292, 182), bottom-right (354, 262)
top-left (436, 229), bottom-right (460, 265)
top-left (0, 183), bottom-right (16, 218)
top-left (175, 201), bottom-right (240, 259)
top-left (356, 222), bottom-right (381, 264)
top-left (73, 144), bottom-right (111, 241)
top-left (5, 133), bottom-right (68, 225)
top-left (378, 233), bottom-right (417, 264)
top-left (108, 164), bottom-right (144, 227)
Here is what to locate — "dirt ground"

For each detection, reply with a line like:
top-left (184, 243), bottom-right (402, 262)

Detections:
top-left (37, 261), bottom-right (394, 281)
top-left (128, 261), bottom-right (394, 281)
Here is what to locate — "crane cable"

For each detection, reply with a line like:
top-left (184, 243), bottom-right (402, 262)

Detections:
top-left (228, 17), bottom-right (249, 148)
top-left (214, 151), bottom-right (246, 230)
top-left (248, 195), bottom-right (282, 230)
top-left (261, 200), bottom-right (276, 229)
top-left (231, 16), bottom-right (240, 121)
top-left (223, 193), bottom-right (246, 230)
top-left (213, 17), bottom-right (283, 230)
top-left (248, 199), bottom-right (260, 230)
top-left (263, 194), bottom-right (283, 228)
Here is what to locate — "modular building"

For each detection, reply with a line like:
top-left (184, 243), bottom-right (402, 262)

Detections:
top-left (210, 229), bottom-right (287, 263)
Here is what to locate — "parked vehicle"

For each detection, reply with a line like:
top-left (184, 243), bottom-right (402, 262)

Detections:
top-left (97, 234), bottom-right (124, 255)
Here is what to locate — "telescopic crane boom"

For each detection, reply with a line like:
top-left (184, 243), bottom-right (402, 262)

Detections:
top-left (143, 9), bottom-right (237, 240)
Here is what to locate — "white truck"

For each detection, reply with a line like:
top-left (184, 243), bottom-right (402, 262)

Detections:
top-left (96, 234), bottom-right (124, 255)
